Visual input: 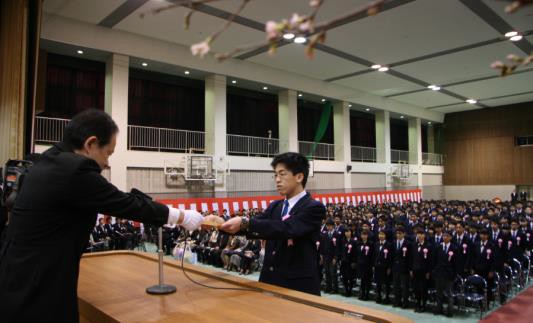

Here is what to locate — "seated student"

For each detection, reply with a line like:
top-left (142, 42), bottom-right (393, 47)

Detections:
top-left (240, 239), bottom-right (261, 275)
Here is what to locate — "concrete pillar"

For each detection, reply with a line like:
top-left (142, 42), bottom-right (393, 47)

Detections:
top-left (205, 74), bottom-right (227, 191)
top-left (105, 54), bottom-right (129, 191)
top-left (278, 89), bottom-right (298, 153)
top-left (375, 110), bottom-right (391, 164)
top-left (333, 101), bottom-right (351, 189)
top-left (408, 117), bottom-right (423, 187)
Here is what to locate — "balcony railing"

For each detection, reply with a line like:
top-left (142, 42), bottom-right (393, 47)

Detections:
top-left (226, 134), bottom-right (284, 157)
top-left (422, 152), bottom-right (446, 166)
top-left (128, 125), bottom-right (205, 153)
top-left (391, 149), bottom-right (411, 164)
top-left (298, 141), bottom-right (335, 160)
top-left (34, 116), bottom-right (70, 144)
top-left (351, 146), bottom-right (377, 163)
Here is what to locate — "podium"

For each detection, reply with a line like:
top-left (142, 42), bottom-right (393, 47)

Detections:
top-left (78, 251), bottom-right (412, 323)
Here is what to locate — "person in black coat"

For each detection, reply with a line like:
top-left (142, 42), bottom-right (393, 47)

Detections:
top-left (411, 228), bottom-right (432, 312)
top-left (431, 231), bottom-right (457, 317)
top-left (0, 109), bottom-right (205, 323)
top-left (471, 229), bottom-right (496, 306)
top-left (511, 190), bottom-right (519, 203)
top-left (392, 226), bottom-right (412, 308)
top-left (320, 218), bottom-right (342, 293)
top-left (356, 229), bottom-right (374, 300)
top-left (373, 230), bottom-right (392, 304)
top-left (220, 152), bottom-right (326, 296)
top-left (340, 229), bottom-right (357, 296)
top-left (519, 190), bottom-right (528, 202)
top-left (453, 221), bottom-right (473, 278)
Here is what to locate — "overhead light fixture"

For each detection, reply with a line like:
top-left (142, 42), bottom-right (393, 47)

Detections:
top-left (510, 35), bottom-right (523, 42)
top-left (298, 93), bottom-right (303, 97)
top-left (263, 86), bottom-right (268, 90)
top-left (427, 85), bottom-right (441, 91)
top-left (294, 36), bottom-right (307, 44)
top-left (378, 66), bottom-right (389, 72)
top-left (505, 31), bottom-right (518, 38)
top-left (231, 80), bottom-right (237, 84)
top-left (321, 98), bottom-right (326, 102)
top-left (76, 50), bottom-right (83, 54)
top-left (348, 104), bottom-right (352, 107)
top-left (371, 64), bottom-right (381, 69)
top-left (365, 108), bottom-right (370, 111)
top-left (466, 99), bottom-right (477, 104)
top-left (400, 115), bottom-right (404, 119)
top-left (283, 33), bottom-right (295, 40)
top-left (428, 121), bottom-right (432, 125)
top-left (184, 70), bottom-right (190, 75)
top-left (141, 62), bottom-right (148, 67)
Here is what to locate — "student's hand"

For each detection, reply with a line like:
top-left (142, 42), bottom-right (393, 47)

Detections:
top-left (202, 215), bottom-right (224, 230)
top-left (219, 217), bottom-right (243, 234)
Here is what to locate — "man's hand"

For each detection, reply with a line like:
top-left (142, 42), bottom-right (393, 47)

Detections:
top-left (201, 215), bottom-right (224, 230)
top-left (219, 216), bottom-right (243, 234)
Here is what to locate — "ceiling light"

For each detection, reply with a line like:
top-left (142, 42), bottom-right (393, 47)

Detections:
top-left (141, 62), bottom-right (148, 67)
top-left (298, 93), bottom-right (303, 97)
top-left (428, 85), bottom-right (441, 91)
top-left (263, 86), bottom-right (268, 90)
top-left (283, 33), bottom-right (295, 40)
top-left (400, 115), bottom-right (404, 119)
top-left (294, 36), bottom-right (307, 44)
top-left (371, 64), bottom-right (381, 69)
top-left (348, 104), bottom-right (352, 107)
top-left (428, 121), bottom-right (432, 125)
top-left (76, 50), bottom-right (83, 54)
top-left (184, 70), bottom-right (190, 75)
top-left (505, 31), bottom-right (518, 38)
top-left (378, 66), bottom-right (389, 72)
top-left (321, 98), bottom-right (326, 102)
top-left (231, 80), bottom-right (237, 84)
top-left (466, 99), bottom-right (477, 104)
top-left (365, 108), bottom-right (370, 111)
top-left (510, 35), bottom-right (523, 42)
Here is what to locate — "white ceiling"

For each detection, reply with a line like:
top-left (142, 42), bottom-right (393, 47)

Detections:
top-left (42, 0), bottom-right (533, 113)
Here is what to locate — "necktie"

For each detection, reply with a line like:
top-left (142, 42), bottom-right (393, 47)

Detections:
top-left (397, 241), bottom-right (401, 250)
top-left (281, 200), bottom-right (289, 217)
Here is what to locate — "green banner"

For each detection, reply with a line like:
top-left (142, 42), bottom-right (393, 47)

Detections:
top-left (310, 101), bottom-right (332, 158)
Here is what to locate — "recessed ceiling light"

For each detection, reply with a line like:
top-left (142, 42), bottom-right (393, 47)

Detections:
top-left (231, 80), bottom-right (237, 84)
top-left (298, 93), bottom-right (303, 97)
top-left (321, 98), bottom-right (326, 102)
top-left (466, 99), bottom-right (477, 104)
top-left (294, 36), bottom-right (307, 44)
top-left (428, 121), bottom-right (432, 125)
top-left (348, 104), bottom-right (352, 107)
top-left (400, 115), bottom-right (404, 119)
top-left (283, 33), bottom-right (295, 40)
top-left (263, 86), bottom-right (268, 90)
top-left (510, 35), bottom-right (523, 42)
top-left (184, 70), bottom-right (190, 75)
top-left (76, 50), bottom-right (83, 54)
top-left (371, 64), bottom-right (381, 69)
top-left (141, 62), bottom-right (148, 67)
top-left (378, 66), bottom-right (389, 72)
top-left (428, 85), bottom-right (441, 91)
top-left (505, 31), bottom-right (518, 38)
top-left (365, 108), bottom-right (370, 111)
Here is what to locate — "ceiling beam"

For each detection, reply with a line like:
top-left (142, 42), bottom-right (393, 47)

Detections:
top-left (98, 0), bottom-right (149, 28)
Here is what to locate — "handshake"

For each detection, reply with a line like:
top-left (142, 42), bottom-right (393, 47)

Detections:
top-left (167, 207), bottom-right (225, 231)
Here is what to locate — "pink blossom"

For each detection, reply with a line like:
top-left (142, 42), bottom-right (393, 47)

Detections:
top-left (402, 246), bottom-right (407, 257)
top-left (498, 238), bottom-right (503, 247)
top-left (332, 237), bottom-right (336, 246)
top-left (383, 249), bottom-right (388, 258)
top-left (463, 243), bottom-right (468, 254)
top-left (287, 238), bottom-right (294, 247)
top-left (290, 13), bottom-right (303, 28)
top-left (348, 244), bottom-right (352, 253)
top-left (508, 240), bottom-right (513, 249)
top-left (517, 236), bottom-right (521, 245)
top-left (309, 0), bottom-right (320, 7)
top-left (299, 20), bottom-right (312, 32)
top-left (487, 249), bottom-right (492, 260)
top-left (190, 41), bottom-right (210, 58)
top-left (365, 246), bottom-right (369, 255)
top-left (423, 248), bottom-right (428, 259)
top-left (490, 61), bottom-right (504, 69)
top-left (316, 241), bottom-right (320, 250)
top-left (265, 21), bottom-right (280, 41)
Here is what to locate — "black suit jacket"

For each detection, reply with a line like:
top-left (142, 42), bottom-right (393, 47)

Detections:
top-left (431, 243), bottom-right (458, 280)
top-left (0, 143), bottom-right (169, 323)
top-left (247, 192), bottom-right (326, 295)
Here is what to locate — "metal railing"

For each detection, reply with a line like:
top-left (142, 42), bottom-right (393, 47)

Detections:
top-left (34, 116), bottom-right (70, 144)
top-left (226, 134), bottom-right (283, 157)
top-left (391, 149), bottom-right (411, 164)
top-left (298, 141), bottom-right (335, 160)
top-left (422, 152), bottom-right (446, 166)
top-left (351, 146), bottom-right (377, 163)
top-left (128, 125), bottom-right (205, 152)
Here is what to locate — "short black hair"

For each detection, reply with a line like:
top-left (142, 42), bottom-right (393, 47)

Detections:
top-left (271, 152), bottom-right (310, 188)
top-left (63, 108), bottom-right (118, 150)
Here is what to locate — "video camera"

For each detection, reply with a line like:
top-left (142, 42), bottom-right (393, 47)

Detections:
top-left (1, 160), bottom-right (35, 210)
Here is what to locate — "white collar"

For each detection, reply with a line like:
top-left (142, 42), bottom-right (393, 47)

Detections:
top-left (285, 190), bottom-right (307, 210)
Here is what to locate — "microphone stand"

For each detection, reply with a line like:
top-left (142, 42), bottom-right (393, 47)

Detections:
top-left (146, 227), bottom-right (177, 295)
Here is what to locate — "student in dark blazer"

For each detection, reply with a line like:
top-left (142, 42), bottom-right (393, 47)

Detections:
top-left (392, 226), bottom-right (412, 308)
top-left (320, 218), bottom-right (342, 293)
top-left (411, 228), bottom-right (432, 313)
top-left (340, 229), bottom-right (357, 296)
top-left (431, 231), bottom-right (457, 317)
top-left (472, 229), bottom-right (496, 305)
top-left (356, 229), bottom-right (374, 300)
top-left (220, 152), bottom-right (326, 296)
top-left (0, 109), bottom-right (204, 323)
top-left (373, 230), bottom-right (392, 304)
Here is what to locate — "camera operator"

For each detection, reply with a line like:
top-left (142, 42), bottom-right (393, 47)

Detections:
top-left (0, 109), bottom-right (206, 323)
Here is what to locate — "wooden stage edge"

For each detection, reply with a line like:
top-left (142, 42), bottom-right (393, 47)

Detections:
top-left (79, 251), bottom-right (412, 323)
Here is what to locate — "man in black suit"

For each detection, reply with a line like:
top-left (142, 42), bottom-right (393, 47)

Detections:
top-left (0, 109), bottom-right (205, 323)
top-left (356, 229), bottom-right (374, 300)
top-left (520, 190), bottom-right (528, 202)
top-left (411, 228), bottom-right (432, 312)
top-left (392, 226), bottom-right (411, 308)
top-left (320, 218), bottom-right (341, 293)
top-left (373, 230), bottom-right (392, 304)
top-left (472, 229), bottom-right (496, 306)
top-left (340, 229), bottom-right (357, 296)
top-left (220, 152), bottom-right (326, 295)
top-left (453, 221), bottom-right (472, 278)
top-left (432, 231), bottom-right (457, 317)
top-left (511, 190), bottom-right (519, 203)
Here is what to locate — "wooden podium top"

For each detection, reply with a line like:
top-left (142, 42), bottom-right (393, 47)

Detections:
top-left (79, 251), bottom-right (411, 323)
